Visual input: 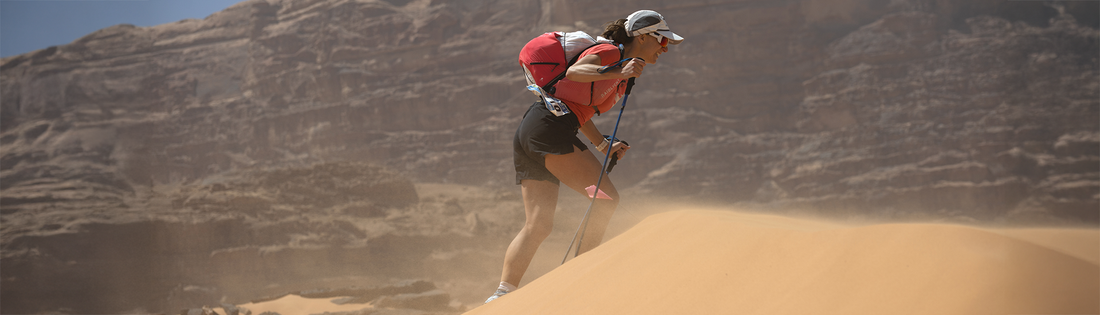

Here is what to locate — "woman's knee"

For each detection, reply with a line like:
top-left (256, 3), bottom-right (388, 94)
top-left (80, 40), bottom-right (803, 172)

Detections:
top-left (522, 219), bottom-right (554, 240)
top-left (592, 183), bottom-right (621, 209)
top-left (603, 185), bottom-right (621, 204)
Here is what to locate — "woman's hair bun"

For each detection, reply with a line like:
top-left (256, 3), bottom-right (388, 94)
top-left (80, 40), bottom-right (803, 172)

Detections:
top-left (602, 18), bottom-right (632, 44)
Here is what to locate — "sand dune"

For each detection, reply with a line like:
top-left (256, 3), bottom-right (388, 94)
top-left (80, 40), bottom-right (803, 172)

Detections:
top-left (230, 294), bottom-right (372, 315)
top-left (991, 227), bottom-right (1100, 265)
top-left (466, 210), bottom-right (1099, 315)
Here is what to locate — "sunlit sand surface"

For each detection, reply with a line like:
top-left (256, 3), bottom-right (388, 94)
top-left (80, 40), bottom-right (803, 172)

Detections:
top-left (464, 210), bottom-right (1098, 315)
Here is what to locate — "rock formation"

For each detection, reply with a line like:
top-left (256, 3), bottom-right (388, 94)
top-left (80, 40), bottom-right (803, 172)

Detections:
top-left (1, 0), bottom-right (1096, 313)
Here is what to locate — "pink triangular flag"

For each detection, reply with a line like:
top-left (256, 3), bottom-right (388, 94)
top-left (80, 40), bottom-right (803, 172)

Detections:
top-left (585, 185), bottom-right (613, 200)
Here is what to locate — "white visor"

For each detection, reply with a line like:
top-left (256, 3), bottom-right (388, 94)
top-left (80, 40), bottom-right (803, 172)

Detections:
top-left (626, 10), bottom-right (684, 45)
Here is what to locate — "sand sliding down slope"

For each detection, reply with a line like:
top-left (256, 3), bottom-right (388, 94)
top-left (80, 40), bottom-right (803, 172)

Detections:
top-left (466, 210), bottom-right (1099, 315)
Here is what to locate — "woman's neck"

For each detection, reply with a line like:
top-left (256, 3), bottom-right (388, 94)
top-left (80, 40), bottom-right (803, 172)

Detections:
top-left (621, 42), bottom-right (643, 62)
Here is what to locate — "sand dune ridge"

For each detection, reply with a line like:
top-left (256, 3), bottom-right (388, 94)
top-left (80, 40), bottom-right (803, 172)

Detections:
top-left (467, 210), bottom-right (1099, 315)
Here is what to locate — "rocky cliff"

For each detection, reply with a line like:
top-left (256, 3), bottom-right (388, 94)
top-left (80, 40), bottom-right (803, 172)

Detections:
top-left (1, 0), bottom-right (1097, 313)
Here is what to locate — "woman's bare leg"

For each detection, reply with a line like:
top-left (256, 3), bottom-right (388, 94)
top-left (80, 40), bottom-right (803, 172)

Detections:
top-left (545, 145), bottom-right (620, 255)
top-left (498, 146), bottom-right (620, 287)
top-left (500, 179), bottom-right (559, 287)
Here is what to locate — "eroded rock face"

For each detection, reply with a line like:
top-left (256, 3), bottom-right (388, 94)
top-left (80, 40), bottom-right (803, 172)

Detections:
top-left (0, 161), bottom-right (513, 313)
top-left (626, 10), bottom-right (1099, 222)
top-left (609, 2), bottom-right (1099, 223)
top-left (0, 0), bottom-right (1097, 313)
top-left (2, 0), bottom-right (1096, 223)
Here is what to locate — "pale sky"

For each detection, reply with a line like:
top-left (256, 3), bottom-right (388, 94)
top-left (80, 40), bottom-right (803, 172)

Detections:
top-left (1, 0), bottom-right (245, 57)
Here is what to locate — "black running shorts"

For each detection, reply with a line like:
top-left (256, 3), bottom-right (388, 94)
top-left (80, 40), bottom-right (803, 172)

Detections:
top-left (514, 101), bottom-right (588, 185)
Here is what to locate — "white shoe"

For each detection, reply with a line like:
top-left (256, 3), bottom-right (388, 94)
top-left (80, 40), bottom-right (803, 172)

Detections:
top-left (484, 288), bottom-right (509, 303)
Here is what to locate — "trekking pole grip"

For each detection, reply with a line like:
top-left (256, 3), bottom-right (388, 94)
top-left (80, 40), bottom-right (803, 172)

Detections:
top-left (625, 77), bottom-right (636, 95)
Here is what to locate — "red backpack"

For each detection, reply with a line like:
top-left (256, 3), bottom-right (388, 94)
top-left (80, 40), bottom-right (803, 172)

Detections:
top-left (519, 31), bottom-right (617, 111)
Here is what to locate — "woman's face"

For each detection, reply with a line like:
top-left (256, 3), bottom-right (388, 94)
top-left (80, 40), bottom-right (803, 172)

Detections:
top-left (640, 33), bottom-right (670, 64)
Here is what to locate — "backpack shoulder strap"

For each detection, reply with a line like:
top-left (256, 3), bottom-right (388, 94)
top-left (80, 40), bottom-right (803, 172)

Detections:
top-left (588, 44), bottom-right (624, 116)
top-left (542, 42), bottom-right (614, 95)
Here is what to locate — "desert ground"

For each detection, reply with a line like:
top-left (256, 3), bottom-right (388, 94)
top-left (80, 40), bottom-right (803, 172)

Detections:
top-left (237, 190), bottom-right (1099, 315)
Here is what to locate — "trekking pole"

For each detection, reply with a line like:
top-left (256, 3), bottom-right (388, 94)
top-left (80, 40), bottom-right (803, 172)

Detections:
top-left (562, 63), bottom-right (637, 264)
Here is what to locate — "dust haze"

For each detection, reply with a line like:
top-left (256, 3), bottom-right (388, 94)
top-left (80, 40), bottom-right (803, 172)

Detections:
top-left (2, 0), bottom-right (1097, 314)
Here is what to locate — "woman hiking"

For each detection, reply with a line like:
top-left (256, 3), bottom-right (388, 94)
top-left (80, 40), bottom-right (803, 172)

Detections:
top-left (486, 9), bottom-right (684, 303)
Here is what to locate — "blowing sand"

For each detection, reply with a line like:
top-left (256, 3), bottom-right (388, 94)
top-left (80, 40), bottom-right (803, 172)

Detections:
top-left (465, 210), bottom-right (1099, 315)
top-left (233, 208), bottom-right (1097, 315)
top-left (230, 294), bottom-right (372, 315)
